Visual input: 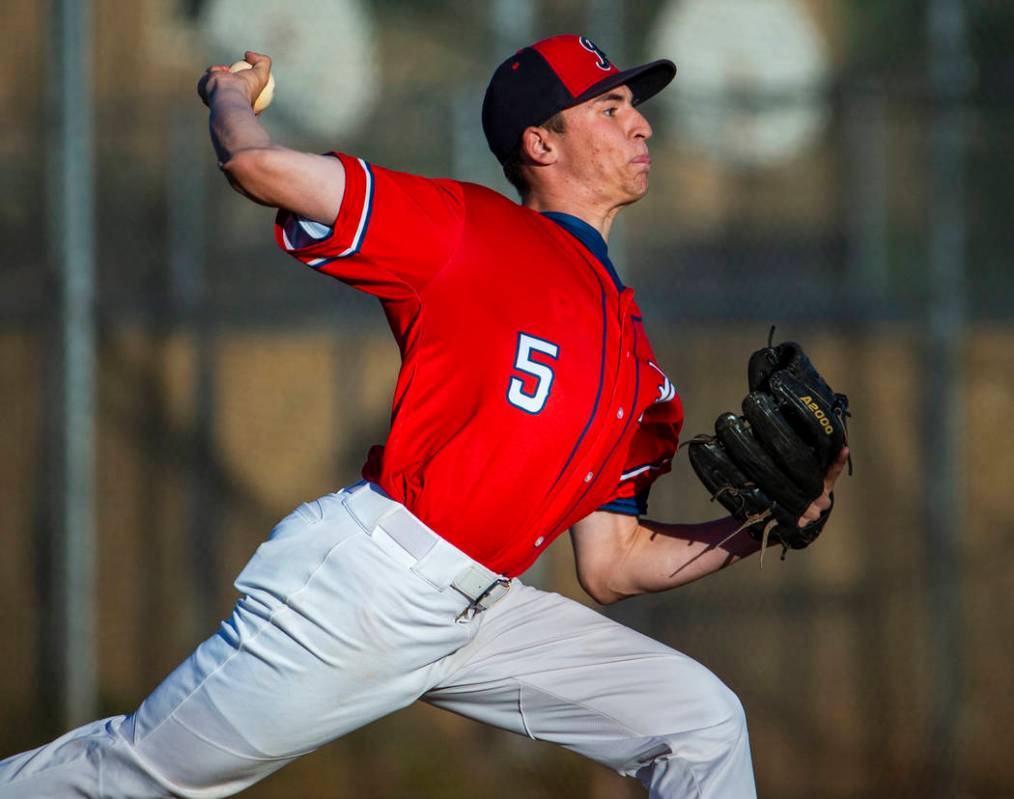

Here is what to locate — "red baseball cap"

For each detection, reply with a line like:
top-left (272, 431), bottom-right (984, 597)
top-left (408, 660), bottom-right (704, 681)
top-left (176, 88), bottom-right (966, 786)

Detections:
top-left (482, 35), bottom-right (676, 164)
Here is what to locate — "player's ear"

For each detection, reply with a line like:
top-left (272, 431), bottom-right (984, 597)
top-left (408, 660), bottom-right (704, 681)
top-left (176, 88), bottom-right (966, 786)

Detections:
top-left (521, 126), bottom-right (558, 166)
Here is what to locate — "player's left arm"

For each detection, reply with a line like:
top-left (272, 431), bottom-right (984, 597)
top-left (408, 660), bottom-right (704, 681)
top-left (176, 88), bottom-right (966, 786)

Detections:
top-left (570, 447), bottom-right (847, 605)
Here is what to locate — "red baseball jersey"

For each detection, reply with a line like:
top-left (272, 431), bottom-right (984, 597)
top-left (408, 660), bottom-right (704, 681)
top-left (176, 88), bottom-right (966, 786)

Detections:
top-left (275, 153), bottom-right (683, 576)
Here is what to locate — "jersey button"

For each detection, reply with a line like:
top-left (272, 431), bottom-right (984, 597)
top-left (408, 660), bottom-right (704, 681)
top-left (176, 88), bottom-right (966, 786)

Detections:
top-left (534, 536), bottom-right (545, 547)
top-left (584, 471), bottom-right (594, 482)
top-left (617, 407), bottom-right (624, 419)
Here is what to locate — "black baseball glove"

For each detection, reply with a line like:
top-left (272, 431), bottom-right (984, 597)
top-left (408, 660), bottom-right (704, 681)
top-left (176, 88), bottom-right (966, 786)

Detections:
top-left (687, 333), bottom-right (851, 554)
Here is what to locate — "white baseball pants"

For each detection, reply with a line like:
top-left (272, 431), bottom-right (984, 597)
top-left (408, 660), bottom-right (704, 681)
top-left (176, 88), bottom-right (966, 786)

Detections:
top-left (0, 482), bottom-right (756, 798)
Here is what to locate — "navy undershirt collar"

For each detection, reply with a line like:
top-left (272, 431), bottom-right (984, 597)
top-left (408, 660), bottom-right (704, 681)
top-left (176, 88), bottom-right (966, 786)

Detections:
top-left (541, 211), bottom-right (626, 292)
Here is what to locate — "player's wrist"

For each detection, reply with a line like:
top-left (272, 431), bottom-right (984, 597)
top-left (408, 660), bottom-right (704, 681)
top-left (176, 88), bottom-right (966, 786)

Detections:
top-left (208, 79), bottom-right (257, 109)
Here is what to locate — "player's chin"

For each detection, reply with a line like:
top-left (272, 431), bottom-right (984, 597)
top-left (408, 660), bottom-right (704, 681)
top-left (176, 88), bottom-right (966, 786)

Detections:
top-left (626, 176), bottom-right (650, 201)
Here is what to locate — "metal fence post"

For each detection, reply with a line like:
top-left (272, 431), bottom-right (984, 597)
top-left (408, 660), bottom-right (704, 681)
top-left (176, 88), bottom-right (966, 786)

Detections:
top-left (926, 0), bottom-right (972, 794)
top-left (50, 0), bottom-right (98, 728)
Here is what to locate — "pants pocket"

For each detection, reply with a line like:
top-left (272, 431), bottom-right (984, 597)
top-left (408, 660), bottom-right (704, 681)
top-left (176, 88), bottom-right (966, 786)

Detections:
top-left (235, 494), bottom-right (358, 600)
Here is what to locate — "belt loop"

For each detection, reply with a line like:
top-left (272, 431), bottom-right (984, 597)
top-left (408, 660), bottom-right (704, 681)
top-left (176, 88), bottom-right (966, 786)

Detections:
top-left (341, 482), bottom-right (512, 618)
top-left (342, 483), bottom-right (399, 534)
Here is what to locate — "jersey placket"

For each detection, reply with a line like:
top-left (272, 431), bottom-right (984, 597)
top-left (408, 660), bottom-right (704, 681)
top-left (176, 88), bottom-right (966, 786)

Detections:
top-left (550, 286), bottom-right (642, 535)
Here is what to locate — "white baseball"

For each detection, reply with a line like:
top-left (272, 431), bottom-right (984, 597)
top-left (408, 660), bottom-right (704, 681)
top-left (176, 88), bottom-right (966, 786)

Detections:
top-left (228, 60), bottom-right (275, 114)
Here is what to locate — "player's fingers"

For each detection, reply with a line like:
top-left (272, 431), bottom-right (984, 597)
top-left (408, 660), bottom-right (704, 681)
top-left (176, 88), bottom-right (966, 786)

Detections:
top-left (197, 66), bottom-right (232, 104)
top-left (197, 71), bottom-right (213, 104)
top-left (797, 485), bottom-right (833, 527)
top-left (823, 446), bottom-right (849, 490)
top-left (245, 51), bottom-right (272, 71)
top-left (797, 506), bottom-right (820, 527)
top-left (812, 493), bottom-right (832, 513)
top-left (793, 446), bottom-right (850, 528)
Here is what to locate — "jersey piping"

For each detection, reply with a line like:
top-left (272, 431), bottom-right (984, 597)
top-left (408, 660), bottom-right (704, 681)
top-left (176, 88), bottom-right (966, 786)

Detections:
top-left (539, 212), bottom-right (645, 523)
top-left (540, 212), bottom-right (617, 492)
top-left (282, 157), bottom-right (376, 268)
top-left (541, 211), bottom-right (626, 291)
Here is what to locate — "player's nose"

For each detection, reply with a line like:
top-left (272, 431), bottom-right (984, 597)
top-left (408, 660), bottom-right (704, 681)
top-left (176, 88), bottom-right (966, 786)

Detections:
top-left (631, 107), bottom-right (652, 140)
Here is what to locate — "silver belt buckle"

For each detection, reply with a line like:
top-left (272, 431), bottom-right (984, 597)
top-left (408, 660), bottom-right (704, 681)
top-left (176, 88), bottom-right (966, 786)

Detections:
top-left (453, 568), bottom-right (510, 622)
top-left (474, 577), bottom-right (511, 610)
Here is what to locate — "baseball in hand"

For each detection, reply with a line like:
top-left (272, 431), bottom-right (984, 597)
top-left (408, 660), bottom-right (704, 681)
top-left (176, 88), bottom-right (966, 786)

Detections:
top-left (229, 60), bottom-right (275, 114)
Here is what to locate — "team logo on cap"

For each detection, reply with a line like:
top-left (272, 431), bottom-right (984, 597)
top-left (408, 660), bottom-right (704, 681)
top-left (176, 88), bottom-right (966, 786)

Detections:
top-left (578, 37), bottom-right (612, 71)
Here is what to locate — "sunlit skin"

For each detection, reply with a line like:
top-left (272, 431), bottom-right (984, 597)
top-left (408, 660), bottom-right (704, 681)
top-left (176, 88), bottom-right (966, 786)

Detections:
top-left (520, 84), bottom-right (653, 241)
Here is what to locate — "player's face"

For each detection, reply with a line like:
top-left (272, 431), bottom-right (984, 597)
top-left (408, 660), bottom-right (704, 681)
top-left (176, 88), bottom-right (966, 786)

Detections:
top-left (557, 84), bottom-right (653, 206)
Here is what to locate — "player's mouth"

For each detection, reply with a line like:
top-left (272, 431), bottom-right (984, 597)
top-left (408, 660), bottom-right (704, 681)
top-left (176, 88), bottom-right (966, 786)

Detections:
top-left (631, 154), bottom-right (651, 167)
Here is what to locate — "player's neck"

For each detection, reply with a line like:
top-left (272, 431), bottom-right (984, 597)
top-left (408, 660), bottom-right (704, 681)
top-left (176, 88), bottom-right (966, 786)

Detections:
top-left (523, 190), bottom-right (620, 242)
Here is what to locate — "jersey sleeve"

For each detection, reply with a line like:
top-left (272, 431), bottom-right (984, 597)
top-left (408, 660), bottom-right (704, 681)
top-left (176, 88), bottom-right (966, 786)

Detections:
top-left (598, 393), bottom-right (684, 517)
top-left (274, 152), bottom-right (465, 301)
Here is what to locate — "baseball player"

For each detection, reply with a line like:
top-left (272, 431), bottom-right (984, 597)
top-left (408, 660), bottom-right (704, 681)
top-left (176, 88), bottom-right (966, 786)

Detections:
top-left (0, 35), bottom-right (848, 798)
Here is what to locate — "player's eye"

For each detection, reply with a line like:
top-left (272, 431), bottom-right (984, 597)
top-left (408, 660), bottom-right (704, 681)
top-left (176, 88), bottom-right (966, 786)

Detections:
top-left (603, 107), bottom-right (617, 117)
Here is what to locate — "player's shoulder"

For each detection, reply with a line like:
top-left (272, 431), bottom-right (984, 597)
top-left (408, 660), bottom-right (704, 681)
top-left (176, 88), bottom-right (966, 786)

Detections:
top-left (368, 159), bottom-right (465, 197)
top-left (362, 158), bottom-right (529, 215)
top-left (365, 158), bottom-right (556, 234)
top-left (456, 181), bottom-right (556, 228)
top-left (458, 180), bottom-right (519, 206)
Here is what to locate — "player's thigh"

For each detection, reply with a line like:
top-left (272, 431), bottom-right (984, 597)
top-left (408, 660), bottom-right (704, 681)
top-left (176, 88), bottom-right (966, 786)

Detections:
top-left (125, 494), bottom-right (472, 793)
top-left (423, 583), bottom-right (745, 770)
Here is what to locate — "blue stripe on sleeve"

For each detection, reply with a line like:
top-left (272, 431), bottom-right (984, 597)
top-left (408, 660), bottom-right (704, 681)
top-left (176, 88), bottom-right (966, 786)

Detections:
top-left (597, 497), bottom-right (640, 516)
top-left (596, 490), bottom-right (649, 517)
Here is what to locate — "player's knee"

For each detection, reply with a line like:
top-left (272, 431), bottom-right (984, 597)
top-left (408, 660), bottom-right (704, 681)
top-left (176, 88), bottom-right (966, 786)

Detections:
top-left (697, 675), bottom-right (747, 742)
top-left (713, 682), bottom-right (748, 745)
top-left (637, 681), bottom-right (754, 798)
top-left (656, 663), bottom-right (748, 748)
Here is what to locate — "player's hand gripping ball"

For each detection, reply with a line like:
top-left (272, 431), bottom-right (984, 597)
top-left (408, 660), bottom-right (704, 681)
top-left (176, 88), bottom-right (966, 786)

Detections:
top-left (687, 332), bottom-right (851, 555)
top-left (229, 59), bottom-right (275, 114)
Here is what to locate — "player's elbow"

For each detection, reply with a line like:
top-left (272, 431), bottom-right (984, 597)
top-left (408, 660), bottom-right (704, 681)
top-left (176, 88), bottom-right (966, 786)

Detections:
top-left (571, 512), bottom-right (642, 605)
top-left (576, 562), bottom-right (630, 605)
top-left (219, 147), bottom-right (283, 205)
top-left (583, 582), bottom-right (625, 606)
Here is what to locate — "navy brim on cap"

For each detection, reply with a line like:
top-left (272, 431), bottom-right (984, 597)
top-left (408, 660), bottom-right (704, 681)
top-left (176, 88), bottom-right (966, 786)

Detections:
top-left (581, 60), bottom-right (677, 106)
top-left (483, 35), bottom-right (676, 164)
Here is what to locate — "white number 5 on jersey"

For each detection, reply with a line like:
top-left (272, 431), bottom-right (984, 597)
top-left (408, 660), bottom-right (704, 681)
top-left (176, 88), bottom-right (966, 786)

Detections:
top-left (507, 333), bottom-right (559, 414)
